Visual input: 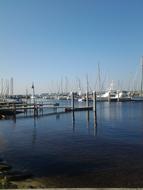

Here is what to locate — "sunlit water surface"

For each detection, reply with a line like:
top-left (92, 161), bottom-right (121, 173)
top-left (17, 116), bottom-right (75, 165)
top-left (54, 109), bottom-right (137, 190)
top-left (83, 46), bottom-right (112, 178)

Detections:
top-left (0, 101), bottom-right (143, 186)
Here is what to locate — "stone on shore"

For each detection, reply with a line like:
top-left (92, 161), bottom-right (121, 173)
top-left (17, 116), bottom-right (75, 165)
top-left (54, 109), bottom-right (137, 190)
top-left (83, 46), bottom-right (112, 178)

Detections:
top-left (0, 163), bottom-right (12, 171)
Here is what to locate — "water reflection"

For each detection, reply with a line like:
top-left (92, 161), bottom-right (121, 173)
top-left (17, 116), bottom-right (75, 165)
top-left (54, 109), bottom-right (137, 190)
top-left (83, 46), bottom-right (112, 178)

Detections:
top-left (70, 110), bottom-right (98, 136)
top-left (86, 111), bottom-right (90, 135)
top-left (2, 101), bottom-right (143, 180)
top-left (13, 115), bottom-right (16, 123)
top-left (32, 118), bottom-right (37, 145)
top-left (12, 121), bottom-right (16, 129)
top-left (99, 102), bottom-right (123, 122)
top-left (39, 104), bottom-right (44, 116)
top-left (93, 111), bottom-right (97, 136)
top-left (56, 114), bottom-right (60, 120)
top-left (86, 111), bottom-right (90, 126)
top-left (72, 112), bottom-right (75, 133)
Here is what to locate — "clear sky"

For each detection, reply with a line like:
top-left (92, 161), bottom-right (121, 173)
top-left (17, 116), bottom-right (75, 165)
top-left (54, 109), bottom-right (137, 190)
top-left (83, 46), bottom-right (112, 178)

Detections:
top-left (0, 0), bottom-right (143, 94)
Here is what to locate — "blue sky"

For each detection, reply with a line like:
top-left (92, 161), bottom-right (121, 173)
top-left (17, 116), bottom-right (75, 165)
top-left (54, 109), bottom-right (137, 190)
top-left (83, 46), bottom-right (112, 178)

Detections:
top-left (0, 0), bottom-right (143, 94)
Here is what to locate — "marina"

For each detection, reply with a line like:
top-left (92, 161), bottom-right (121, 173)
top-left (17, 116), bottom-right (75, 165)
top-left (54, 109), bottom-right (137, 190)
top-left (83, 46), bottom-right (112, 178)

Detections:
top-left (0, 85), bottom-right (143, 187)
top-left (1, 0), bottom-right (143, 188)
top-left (0, 89), bottom-right (142, 120)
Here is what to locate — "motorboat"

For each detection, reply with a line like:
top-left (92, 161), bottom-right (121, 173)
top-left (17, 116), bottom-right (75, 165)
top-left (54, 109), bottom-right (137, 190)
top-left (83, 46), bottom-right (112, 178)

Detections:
top-left (115, 91), bottom-right (131, 101)
top-left (97, 90), bottom-right (117, 101)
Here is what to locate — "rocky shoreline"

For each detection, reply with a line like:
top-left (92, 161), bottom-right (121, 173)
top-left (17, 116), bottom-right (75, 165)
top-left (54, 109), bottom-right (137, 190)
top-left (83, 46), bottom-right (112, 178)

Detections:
top-left (0, 157), bottom-right (35, 188)
top-left (1, 156), bottom-right (143, 188)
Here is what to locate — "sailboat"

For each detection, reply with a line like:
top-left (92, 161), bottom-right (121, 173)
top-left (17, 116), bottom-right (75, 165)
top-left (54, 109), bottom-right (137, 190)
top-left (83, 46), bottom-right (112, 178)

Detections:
top-left (131, 56), bottom-right (143, 101)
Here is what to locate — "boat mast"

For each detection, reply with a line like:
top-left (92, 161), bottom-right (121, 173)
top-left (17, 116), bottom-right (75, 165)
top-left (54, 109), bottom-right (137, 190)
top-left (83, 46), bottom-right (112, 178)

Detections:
top-left (1, 78), bottom-right (3, 98)
top-left (86, 74), bottom-right (89, 93)
top-left (76, 77), bottom-right (82, 95)
top-left (141, 56), bottom-right (143, 96)
top-left (98, 63), bottom-right (101, 99)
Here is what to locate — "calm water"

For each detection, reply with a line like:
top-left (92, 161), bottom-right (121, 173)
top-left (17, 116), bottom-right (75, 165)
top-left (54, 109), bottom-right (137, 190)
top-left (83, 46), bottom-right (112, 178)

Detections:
top-left (1, 101), bottom-right (143, 186)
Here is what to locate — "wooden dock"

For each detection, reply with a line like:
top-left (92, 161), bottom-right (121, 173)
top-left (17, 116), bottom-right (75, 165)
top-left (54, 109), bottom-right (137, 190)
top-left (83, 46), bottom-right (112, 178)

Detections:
top-left (0, 102), bottom-right (93, 119)
top-left (65, 107), bottom-right (93, 112)
top-left (0, 91), bottom-right (97, 120)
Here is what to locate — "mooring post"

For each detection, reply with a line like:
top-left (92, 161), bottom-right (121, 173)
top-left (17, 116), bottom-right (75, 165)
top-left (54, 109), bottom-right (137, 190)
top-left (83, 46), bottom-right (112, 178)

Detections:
top-left (86, 90), bottom-right (89, 107)
top-left (71, 92), bottom-right (75, 130)
top-left (71, 92), bottom-right (75, 111)
top-left (93, 91), bottom-right (96, 112)
top-left (93, 91), bottom-right (97, 134)
top-left (13, 103), bottom-right (16, 120)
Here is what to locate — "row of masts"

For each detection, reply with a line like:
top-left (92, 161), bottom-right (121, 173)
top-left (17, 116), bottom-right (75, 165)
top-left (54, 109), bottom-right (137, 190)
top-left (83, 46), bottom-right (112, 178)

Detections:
top-left (0, 77), bottom-right (14, 98)
top-left (41, 58), bottom-right (143, 95)
top-left (0, 58), bottom-right (143, 97)
top-left (141, 56), bottom-right (143, 96)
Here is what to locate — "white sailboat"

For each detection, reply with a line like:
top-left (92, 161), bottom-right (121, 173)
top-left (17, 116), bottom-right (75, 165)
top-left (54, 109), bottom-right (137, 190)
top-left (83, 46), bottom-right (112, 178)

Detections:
top-left (131, 56), bottom-right (143, 101)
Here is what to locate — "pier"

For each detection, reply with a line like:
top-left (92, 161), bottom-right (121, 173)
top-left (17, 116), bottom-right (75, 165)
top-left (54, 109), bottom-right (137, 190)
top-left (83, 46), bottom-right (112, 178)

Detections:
top-left (0, 91), bottom-right (97, 120)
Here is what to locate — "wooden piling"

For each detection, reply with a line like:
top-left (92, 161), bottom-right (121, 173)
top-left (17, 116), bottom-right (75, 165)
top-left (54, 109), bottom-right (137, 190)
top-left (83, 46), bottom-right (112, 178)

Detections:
top-left (71, 92), bottom-right (75, 110)
top-left (93, 91), bottom-right (97, 135)
top-left (93, 91), bottom-right (96, 112)
top-left (13, 103), bottom-right (16, 121)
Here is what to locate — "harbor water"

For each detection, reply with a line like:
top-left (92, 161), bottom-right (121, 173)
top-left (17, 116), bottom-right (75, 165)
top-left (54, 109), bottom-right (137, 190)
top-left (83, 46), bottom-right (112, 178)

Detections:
top-left (0, 100), bottom-right (143, 187)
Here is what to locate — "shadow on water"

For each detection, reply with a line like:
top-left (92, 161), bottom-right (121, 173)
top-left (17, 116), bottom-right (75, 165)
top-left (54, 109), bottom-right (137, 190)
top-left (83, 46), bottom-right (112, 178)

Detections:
top-left (71, 111), bottom-right (75, 133)
top-left (32, 118), bottom-right (37, 145)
